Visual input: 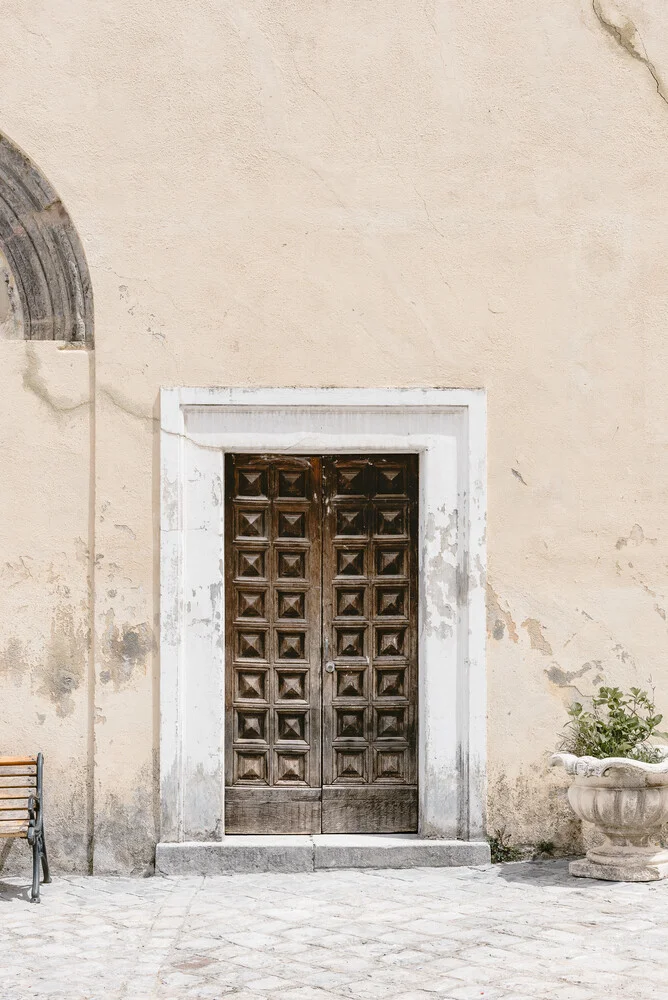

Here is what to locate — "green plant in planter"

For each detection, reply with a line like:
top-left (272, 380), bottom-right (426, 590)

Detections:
top-left (559, 686), bottom-right (667, 763)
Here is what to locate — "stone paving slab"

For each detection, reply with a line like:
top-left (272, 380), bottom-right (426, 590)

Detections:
top-left (1, 860), bottom-right (667, 999)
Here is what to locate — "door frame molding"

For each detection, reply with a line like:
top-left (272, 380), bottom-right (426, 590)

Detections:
top-left (160, 388), bottom-right (487, 842)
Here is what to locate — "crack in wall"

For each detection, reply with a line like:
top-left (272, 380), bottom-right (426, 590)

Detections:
top-left (22, 345), bottom-right (91, 417)
top-left (98, 384), bottom-right (157, 425)
top-left (593, 0), bottom-right (668, 107)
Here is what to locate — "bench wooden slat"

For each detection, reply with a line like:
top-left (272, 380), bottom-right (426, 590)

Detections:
top-left (0, 789), bottom-right (35, 798)
top-left (0, 808), bottom-right (29, 819)
top-left (0, 757), bottom-right (37, 767)
top-left (0, 771), bottom-right (37, 780)
top-left (0, 798), bottom-right (30, 808)
top-left (0, 779), bottom-right (36, 789)
top-left (0, 824), bottom-right (29, 837)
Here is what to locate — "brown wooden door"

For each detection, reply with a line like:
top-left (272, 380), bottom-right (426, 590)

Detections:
top-left (321, 456), bottom-right (418, 833)
top-left (225, 454), bottom-right (418, 835)
top-left (225, 456), bottom-right (323, 834)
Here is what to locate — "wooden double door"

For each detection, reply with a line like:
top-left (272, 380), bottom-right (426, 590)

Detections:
top-left (224, 454), bottom-right (418, 834)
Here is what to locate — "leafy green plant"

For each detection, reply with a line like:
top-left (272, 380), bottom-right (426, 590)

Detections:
top-left (559, 686), bottom-right (667, 763)
top-left (488, 827), bottom-right (522, 863)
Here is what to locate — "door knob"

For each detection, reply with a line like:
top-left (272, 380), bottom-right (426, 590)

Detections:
top-left (323, 635), bottom-right (336, 673)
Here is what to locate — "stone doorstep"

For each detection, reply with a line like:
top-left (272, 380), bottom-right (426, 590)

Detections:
top-left (155, 835), bottom-right (491, 875)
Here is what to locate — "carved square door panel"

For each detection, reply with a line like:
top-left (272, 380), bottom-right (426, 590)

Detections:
top-left (225, 454), bottom-right (418, 834)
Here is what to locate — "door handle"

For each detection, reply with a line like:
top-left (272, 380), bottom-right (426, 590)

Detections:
top-left (323, 635), bottom-right (336, 673)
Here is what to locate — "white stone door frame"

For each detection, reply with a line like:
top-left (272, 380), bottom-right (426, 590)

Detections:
top-left (160, 388), bottom-right (487, 843)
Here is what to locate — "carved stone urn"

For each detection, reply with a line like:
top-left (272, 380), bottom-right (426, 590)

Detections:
top-left (550, 751), bottom-right (668, 881)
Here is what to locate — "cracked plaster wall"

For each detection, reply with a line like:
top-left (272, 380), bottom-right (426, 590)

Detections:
top-left (0, 343), bottom-right (92, 875)
top-left (2, 0), bottom-right (668, 869)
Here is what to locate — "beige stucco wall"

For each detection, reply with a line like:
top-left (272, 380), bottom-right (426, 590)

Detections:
top-left (1, 0), bottom-right (668, 870)
top-left (0, 343), bottom-right (91, 873)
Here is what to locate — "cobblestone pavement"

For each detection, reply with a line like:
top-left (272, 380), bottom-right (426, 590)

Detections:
top-left (2, 860), bottom-right (668, 1000)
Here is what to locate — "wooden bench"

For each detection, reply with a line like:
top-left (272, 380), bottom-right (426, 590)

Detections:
top-left (0, 754), bottom-right (51, 902)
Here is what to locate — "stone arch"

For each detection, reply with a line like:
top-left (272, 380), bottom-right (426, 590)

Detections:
top-left (0, 133), bottom-right (93, 344)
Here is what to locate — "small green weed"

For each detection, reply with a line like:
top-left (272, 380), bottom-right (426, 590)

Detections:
top-left (488, 827), bottom-right (522, 864)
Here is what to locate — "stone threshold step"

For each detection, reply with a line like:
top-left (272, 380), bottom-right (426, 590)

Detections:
top-left (156, 835), bottom-right (490, 875)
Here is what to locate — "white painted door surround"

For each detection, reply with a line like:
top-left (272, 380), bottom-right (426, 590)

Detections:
top-left (160, 388), bottom-right (487, 844)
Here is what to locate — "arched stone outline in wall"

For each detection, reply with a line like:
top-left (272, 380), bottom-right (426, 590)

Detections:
top-left (0, 133), bottom-right (93, 344)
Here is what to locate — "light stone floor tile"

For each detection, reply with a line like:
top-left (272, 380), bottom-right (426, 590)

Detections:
top-left (2, 860), bottom-right (668, 999)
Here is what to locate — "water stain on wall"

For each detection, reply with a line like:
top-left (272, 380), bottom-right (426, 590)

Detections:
top-left (99, 610), bottom-right (154, 689)
top-left (0, 637), bottom-right (30, 682)
top-left (616, 524), bottom-right (657, 549)
top-left (35, 605), bottom-right (86, 718)
top-left (545, 661), bottom-right (597, 689)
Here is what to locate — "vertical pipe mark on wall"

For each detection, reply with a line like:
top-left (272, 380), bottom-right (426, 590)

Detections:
top-left (86, 349), bottom-right (96, 873)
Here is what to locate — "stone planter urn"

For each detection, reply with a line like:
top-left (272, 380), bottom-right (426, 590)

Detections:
top-left (550, 751), bottom-right (668, 881)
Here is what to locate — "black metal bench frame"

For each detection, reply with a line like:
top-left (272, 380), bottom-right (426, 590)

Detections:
top-left (0, 753), bottom-right (51, 902)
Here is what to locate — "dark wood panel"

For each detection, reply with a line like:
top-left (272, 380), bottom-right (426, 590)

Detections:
top-left (225, 788), bottom-right (321, 835)
top-left (225, 455), bottom-right (322, 834)
top-left (321, 785), bottom-right (418, 834)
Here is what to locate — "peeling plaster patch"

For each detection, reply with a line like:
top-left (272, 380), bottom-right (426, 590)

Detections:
top-left (211, 477), bottom-right (222, 507)
top-left (655, 604), bottom-right (666, 621)
top-left (424, 508), bottom-right (458, 555)
top-left (100, 611), bottom-right (153, 689)
top-left (511, 468), bottom-right (527, 486)
top-left (521, 618), bottom-right (553, 656)
top-left (114, 523), bottom-right (137, 540)
top-left (593, 0), bottom-right (668, 107)
top-left (162, 475), bottom-right (179, 526)
top-left (36, 605), bottom-right (85, 717)
top-left (546, 662), bottom-right (595, 688)
top-left (486, 584), bottom-right (518, 642)
top-left (422, 508), bottom-right (458, 640)
top-left (473, 553), bottom-right (485, 590)
top-left (616, 523), bottom-right (656, 549)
